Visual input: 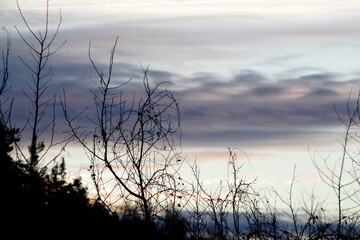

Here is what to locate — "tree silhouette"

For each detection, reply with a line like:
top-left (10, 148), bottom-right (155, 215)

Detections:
top-left (0, 120), bottom-right (124, 238)
top-left (15, 0), bottom-right (67, 172)
top-left (312, 93), bottom-right (360, 239)
top-left (62, 37), bottom-right (184, 223)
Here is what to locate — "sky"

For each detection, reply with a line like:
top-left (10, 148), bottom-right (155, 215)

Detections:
top-left (1, 0), bottom-right (360, 208)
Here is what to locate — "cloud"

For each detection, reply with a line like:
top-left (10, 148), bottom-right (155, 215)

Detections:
top-left (233, 70), bottom-right (267, 85)
top-left (175, 69), bottom-right (359, 148)
top-left (248, 86), bottom-right (286, 97)
top-left (4, 31), bottom-right (358, 151)
top-left (3, 0), bottom-right (360, 154)
top-left (304, 88), bottom-right (339, 98)
top-left (261, 54), bottom-right (303, 66)
top-left (298, 73), bottom-right (339, 82)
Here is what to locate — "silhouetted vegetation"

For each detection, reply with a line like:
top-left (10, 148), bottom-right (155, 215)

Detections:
top-left (61, 37), bottom-right (183, 224)
top-left (2, 1), bottom-right (360, 239)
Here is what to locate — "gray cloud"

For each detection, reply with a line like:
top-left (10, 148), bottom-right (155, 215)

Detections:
top-left (175, 69), bottom-right (359, 148)
top-left (3, 0), bottom-right (360, 152)
top-left (298, 73), bottom-right (339, 82)
top-left (304, 88), bottom-right (339, 98)
top-left (233, 70), bottom-right (268, 85)
top-left (248, 86), bottom-right (286, 97)
top-left (4, 42), bottom-right (358, 151)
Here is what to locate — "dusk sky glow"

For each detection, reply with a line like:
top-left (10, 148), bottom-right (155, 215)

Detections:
top-left (1, 0), bottom-right (360, 207)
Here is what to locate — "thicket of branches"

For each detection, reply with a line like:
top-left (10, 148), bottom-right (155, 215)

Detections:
top-left (2, 1), bottom-right (360, 239)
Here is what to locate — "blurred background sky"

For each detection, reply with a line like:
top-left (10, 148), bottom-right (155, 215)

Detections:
top-left (1, 0), bottom-right (360, 207)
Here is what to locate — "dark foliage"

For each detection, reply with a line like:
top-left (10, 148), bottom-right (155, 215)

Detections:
top-left (0, 122), bottom-right (114, 238)
top-left (0, 121), bottom-right (188, 239)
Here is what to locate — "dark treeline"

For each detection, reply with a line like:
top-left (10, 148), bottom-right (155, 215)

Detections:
top-left (2, 1), bottom-right (360, 239)
top-left (1, 125), bottom-right (122, 238)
